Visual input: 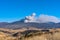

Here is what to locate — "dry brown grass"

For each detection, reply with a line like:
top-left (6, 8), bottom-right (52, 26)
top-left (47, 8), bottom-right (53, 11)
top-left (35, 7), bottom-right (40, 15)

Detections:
top-left (0, 32), bottom-right (17, 40)
top-left (0, 28), bottom-right (60, 40)
top-left (20, 32), bottom-right (60, 40)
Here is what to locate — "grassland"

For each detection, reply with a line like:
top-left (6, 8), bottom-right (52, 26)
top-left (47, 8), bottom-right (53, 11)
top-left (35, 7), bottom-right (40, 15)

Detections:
top-left (0, 28), bottom-right (60, 40)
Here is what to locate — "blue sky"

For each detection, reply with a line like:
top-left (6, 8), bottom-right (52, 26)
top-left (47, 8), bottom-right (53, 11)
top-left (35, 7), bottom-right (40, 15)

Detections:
top-left (0, 0), bottom-right (60, 22)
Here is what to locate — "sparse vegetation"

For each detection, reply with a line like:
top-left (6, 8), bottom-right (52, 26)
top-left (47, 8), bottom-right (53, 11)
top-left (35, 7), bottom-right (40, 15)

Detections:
top-left (0, 28), bottom-right (60, 40)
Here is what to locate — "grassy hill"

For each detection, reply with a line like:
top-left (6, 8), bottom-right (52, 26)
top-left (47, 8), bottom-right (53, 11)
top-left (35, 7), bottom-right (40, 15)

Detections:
top-left (0, 28), bottom-right (60, 40)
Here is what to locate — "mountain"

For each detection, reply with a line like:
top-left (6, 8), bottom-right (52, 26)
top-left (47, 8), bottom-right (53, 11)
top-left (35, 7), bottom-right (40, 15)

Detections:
top-left (0, 19), bottom-right (59, 29)
top-left (0, 13), bottom-right (60, 29)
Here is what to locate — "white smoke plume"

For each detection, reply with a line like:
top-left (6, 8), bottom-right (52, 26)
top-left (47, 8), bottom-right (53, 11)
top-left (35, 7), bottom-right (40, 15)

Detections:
top-left (24, 13), bottom-right (36, 23)
top-left (24, 13), bottom-right (60, 23)
top-left (38, 14), bottom-right (60, 23)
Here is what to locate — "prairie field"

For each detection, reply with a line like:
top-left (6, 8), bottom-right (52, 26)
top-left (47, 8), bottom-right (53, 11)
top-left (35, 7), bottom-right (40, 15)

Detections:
top-left (0, 28), bottom-right (60, 40)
